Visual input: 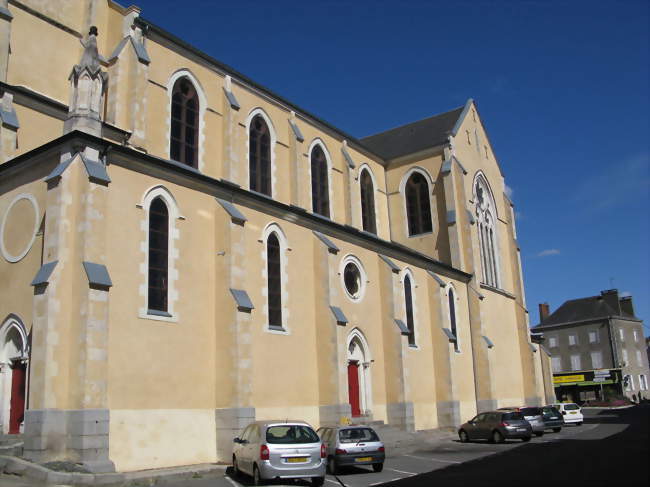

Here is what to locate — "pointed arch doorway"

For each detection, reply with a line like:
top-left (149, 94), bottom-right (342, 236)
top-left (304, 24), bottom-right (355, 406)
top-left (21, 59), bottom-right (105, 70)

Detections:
top-left (347, 329), bottom-right (372, 418)
top-left (0, 316), bottom-right (29, 434)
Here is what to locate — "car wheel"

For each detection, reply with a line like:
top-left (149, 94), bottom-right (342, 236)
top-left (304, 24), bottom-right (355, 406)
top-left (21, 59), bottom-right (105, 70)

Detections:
top-left (459, 430), bottom-right (469, 443)
top-left (327, 456), bottom-right (338, 475)
top-left (492, 430), bottom-right (504, 444)
top-left (372, 463), bottom-right (384, 473)
top-left (553, 427), bottom-right (561, 433)
top-left (232, 455), bottom-right (240, 477)
top-left (253, 465), bottom-right (262, 486)
top-left (522, 436), bottom-right (531, 442)
top-left (312, 477), bottom-right (325, 487)
top-left (534, 431), bottom-right (544, 437)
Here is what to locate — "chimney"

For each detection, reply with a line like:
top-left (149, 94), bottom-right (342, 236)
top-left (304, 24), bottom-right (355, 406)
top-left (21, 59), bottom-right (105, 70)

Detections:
top-left (600, 289), bottom-right (621, 316)
top-left (539, 302), bottom-right (550, 323)
top-left (620, 296), bottom-right (635, 317)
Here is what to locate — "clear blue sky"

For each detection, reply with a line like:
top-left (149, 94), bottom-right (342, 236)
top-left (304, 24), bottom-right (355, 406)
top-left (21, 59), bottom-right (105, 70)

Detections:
top-left (129, 0), bottom-right (649, 332)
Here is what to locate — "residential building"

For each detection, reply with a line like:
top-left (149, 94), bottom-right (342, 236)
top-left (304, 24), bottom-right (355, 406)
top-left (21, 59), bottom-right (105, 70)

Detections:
top-left (0, 0), bottom-right (552, 472)
top-left (534, 290), bottom-right (649, 403)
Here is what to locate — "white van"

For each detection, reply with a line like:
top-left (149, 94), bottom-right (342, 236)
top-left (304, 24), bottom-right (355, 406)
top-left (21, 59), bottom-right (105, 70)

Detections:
top-left (552, 403), bottom-right (583, 425)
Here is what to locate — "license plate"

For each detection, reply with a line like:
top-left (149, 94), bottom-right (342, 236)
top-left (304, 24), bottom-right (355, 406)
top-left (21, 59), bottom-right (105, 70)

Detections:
top-left (517, 428), bottom-right (527, 432)
top-left (550, 417), bottom-right (559, 420)
top-left (286, 457), bottom-right (308, 463)
top-left (570, 412), bottom-right (577, 415)
top-left (355, 457), bottom-right (373, 462)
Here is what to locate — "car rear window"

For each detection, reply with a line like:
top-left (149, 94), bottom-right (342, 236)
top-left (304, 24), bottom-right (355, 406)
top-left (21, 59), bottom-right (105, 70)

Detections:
top-left (563, 403), bottom-right (580, 410)
top-left (542, 407), bottom-right (560, 415)
top-left (520, 407), bottom-right (541, 416)
top-left (339, 428), bottom-right (380, 443)
top-left (266, 425), bottom-right (319, 444)
top-left (502, 412), bottom-right (524, 420)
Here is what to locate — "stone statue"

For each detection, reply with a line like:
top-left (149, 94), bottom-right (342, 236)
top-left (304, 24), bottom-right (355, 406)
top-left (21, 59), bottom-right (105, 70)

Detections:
top-left (78, 26), bottom-right (100, 72)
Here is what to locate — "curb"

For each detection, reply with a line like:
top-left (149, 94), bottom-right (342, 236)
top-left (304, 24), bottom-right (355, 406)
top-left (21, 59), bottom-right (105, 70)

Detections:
top-left (0, 456), bottom-right (227, 486)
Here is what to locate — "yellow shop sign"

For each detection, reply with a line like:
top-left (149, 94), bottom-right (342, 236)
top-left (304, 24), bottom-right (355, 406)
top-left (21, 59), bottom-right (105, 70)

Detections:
top-left (554, 375), bottom-right (585, 384)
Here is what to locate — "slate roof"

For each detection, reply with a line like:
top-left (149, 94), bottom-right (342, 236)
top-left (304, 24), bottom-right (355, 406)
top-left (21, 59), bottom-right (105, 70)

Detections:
top-left (360, 106), bottom-right (465, 160)
top-left (534, 296), bottom-right (638, 328)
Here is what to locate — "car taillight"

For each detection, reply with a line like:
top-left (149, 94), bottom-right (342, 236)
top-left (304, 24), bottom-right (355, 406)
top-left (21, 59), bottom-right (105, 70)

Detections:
top-left (378, 446), bottom-right (385, 453)
top-left (320, 443), bottom-right (327, 458)
top-left (260, 444), bottom-right (269, 460)
top-left (335, 448), bottom-right (347, 455)
top-left (500, 422), bottom-right (510, 427)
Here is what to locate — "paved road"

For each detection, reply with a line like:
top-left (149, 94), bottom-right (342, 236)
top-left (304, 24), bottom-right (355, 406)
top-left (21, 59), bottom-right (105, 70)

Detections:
top-left (149, 406), bottom-right (647, 487)
top-left (1, 406), bottom-right (645, 487)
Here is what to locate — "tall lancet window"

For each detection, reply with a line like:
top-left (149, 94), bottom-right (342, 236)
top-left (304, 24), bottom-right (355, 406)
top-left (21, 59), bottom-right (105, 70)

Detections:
top-left (405, 171), bottom-right (432, 236)
top-left (404, 274), bottom-right (416, 346)
top-left (360, 168), bottom-right (377, 234)
top-left (474, 174), bottom-right (500, 288)
top-left (170, 77), bottom-right (199, 167)
top-left (148, 197), bottom-right (169, 312)
top-left (249, 115), bottom-right (272, 196)
top-left (311, 145), bottom-right (330, 217)
top-left (267, 232), bottom-right (282, 328)
top-left (448, 286), bottom-right (459, 352)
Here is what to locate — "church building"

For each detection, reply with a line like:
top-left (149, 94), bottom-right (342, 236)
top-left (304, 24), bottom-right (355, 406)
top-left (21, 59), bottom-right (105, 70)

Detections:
top-left (0, 0), bottom-right (553, 473)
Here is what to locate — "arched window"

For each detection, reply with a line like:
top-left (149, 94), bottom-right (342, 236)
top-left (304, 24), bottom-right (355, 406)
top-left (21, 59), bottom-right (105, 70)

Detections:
top-left (404, 275), bottom-right (416, 346)
top-left (148, 197), bottom-right (169, 312)
top-left (249, 115), bottom-right (272, 196)
top-left (267, 232), bottom-right (282, 328)
top-left (405, 172), bottom-right (432, 236)
top-left (311, 145), bottom-right (330, 217)
top-left (474, 174), bottom-right (499, 288)
top-left (170, 77), bottom-right (199, 167)
top-left (360, 169), bottom-right (376, 234)
top-left (448, 287), bottom-right (459, 352)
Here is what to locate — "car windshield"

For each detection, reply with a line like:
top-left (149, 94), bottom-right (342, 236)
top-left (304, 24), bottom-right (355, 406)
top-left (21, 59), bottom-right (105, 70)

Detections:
top-left (502, 412), bottom-right (524, 420)
top-left (339, 428), bottom-right (380, 443)
top-left (520, 407), bottom-right (541, 416)
top-left (266, 425), bottom-right (319, 444)
top-left (563, 404), bottom-right (580, 410)
top-left (542, 407), bottom-right (560, 416)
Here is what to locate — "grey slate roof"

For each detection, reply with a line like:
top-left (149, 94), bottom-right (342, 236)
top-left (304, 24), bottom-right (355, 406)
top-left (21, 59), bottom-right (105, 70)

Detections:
top-left (31, 261), bottom-right (58, 286)
top-left (361, 106), bottom-right (465, 160)
top-left (217, 198), bottom-right (247, 225)
top-left (230, 289), bottom-right (254, 312)
top-left (82, 261), bottom-right (113, 288)
top-left (223, 87), bottom-right (241, 111)
top-left (330, 306), bottom-right (348, 325)
top-left (534, 295), bottom-right (639, 328)
top-left (313, 231), bottom-right (339, 254)
top-left (378, 254), bottom-right (400, 273)
top-left (394, 319), bottom-right (410, 336)
top-left (442, 328), bottom-right (457, 341)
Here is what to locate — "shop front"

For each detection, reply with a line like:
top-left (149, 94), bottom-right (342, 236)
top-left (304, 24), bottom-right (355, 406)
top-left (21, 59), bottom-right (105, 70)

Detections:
top-left (553, 369), bottom-right (622, 404)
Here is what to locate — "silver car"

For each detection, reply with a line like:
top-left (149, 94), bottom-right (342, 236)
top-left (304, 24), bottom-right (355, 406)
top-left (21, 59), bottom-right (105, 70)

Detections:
top-left (499, 407), bottom-right (545, 436)
top-left (232, 420), bottom-right (326, 486)
top-left (317, 425), bottom-right (385, 474)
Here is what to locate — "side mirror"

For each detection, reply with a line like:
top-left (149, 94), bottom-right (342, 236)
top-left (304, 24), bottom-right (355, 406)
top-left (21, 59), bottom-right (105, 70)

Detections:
top-left (561, 411), bottom-right (566, 415)
top-left (233, 437), bottom-right (241, 443)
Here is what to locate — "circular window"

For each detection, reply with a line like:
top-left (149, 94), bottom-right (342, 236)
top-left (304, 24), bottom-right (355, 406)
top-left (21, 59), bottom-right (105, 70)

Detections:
top-left (340, 256), bottom-right (366, 301)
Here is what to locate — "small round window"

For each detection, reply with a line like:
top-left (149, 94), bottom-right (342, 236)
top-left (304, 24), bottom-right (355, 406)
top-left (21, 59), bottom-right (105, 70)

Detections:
top-left (341, 256), bottom-right (366, 301)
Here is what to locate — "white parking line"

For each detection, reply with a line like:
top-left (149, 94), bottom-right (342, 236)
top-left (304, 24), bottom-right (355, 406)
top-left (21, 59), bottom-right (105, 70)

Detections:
top-left (224, 476), bottom-right (242, 487)
top-left (388, 468), bottom-right (417, 475)
top-left (369, 482), bottom-right (385, 486)
top-left (403, 454), bottom-right (461, 464)
top-left (324, 479), bottom-right (340, 485)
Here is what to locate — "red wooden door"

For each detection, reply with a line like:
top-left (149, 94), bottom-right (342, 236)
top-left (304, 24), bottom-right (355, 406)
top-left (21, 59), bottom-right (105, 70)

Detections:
top-left (9, 362), bottom-right (26, 434)
top-left (347, 361), bottom-right (360, 417)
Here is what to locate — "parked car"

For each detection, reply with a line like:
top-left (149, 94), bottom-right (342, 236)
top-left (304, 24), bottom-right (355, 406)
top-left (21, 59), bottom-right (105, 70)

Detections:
top-left (498, 407), bottom-right (545, 436)
top-left (232, 420), bottom-right (326, 486)
top-left (551, 403), bottom-right (583, 425)
top-left (540, 406), bottom-right (564, 432)
top-left (317, 425), bottom-right (385, 474)
top-left (458, 411), bottom-right (532, 443)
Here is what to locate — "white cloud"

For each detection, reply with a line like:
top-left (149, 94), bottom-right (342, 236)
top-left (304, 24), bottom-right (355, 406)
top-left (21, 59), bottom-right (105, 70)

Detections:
top-left (537, 249), bottom-right (560, 257)
top-left (505, 185), bottom-right (514, 200)
top-left (620, 291), bottom-right (632, 298)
